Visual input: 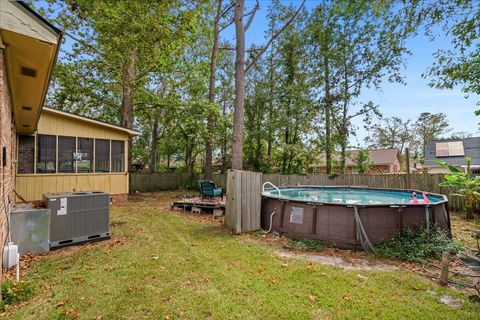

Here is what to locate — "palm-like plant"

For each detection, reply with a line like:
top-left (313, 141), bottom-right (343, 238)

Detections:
top-left (436, 157), bottom-right (480, 219)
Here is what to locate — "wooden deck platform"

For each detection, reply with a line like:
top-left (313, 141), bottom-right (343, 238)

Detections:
top-left (171, 196), bottom-right (225, 214)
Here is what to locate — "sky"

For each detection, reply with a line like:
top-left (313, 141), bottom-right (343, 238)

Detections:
top-left (221, 0), bottom-right (480, 146)
top-left (36, 0), bottom-right (479, 147)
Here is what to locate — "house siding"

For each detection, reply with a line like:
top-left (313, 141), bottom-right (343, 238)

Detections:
top-left (0, 48), bottom-right (16, 278)
top-left (15, 110), bottom-right (131, 201)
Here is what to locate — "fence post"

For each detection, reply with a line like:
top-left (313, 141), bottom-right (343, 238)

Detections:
top-left (406, 148), bottom-right (411, 189)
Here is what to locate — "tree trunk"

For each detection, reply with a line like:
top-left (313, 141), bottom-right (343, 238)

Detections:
top-left (121, 48), bottom-right (137, 175)
top-left (231, 0), bottom-right (246, 170)
top-left (205, 0), bottom-right (223, 179)
top-left (266, 22), bottom-right (276, 170)
top-left (149, 117), bottom-right (159, 173)
top-left (324, 55), bottom-right (333, 175)
top-left (221, 100), bottom-right (228, 173)
top-left (232, 0), bottom-right (245, 170)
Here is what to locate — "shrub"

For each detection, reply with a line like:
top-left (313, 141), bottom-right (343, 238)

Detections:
top-left (288, 237), bottom-right (324, 252)
top-left (1, 280), bottom-right (34, 311)
top-left (436, 156), bottom-right (480, 219)
top-left (376, 226), bottom-right (464, 263)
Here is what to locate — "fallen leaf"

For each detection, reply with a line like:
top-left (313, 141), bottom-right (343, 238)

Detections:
top-left (307, 262), bottom-right (313, 270)
top-left (62, 309), bottom-right (79, 316)
top-left (309, 294), bottom-right (318, 302)
top-left (95, 317), bottom-right (104, 320)
top-left (55, 301), bottom-right (65, 308)
top-left (127, 288), bottom-right (133, 293)
top-left (357, 274), bottom-right (367, 280)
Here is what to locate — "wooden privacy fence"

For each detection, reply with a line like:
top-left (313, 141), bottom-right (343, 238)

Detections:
top-left (130, 173), bottom-right (227, 192)
top-left (130, 172), bottom-right (464, 211)
top-left (225, 170), bottom-right (262, 234)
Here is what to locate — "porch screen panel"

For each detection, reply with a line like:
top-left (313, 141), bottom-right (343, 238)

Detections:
top-left (111, 140), bottom-right (125, 172)
top-left (77, 138), bottom-right (93, 173)
top-left (36, 134), bottom-right (56, 173)
top-left (95, 139), bottom-right (110, 172)
top-left (58, 136), bottom-right (76, 173)
top-left (18, 135), bottom-right (35, 174)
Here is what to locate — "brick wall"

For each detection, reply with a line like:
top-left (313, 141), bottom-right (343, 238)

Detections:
top-left (0, 47), bottom-right (17, 278)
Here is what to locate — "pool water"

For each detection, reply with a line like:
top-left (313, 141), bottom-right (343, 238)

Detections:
top-left (263, 187), bottom-right (443, 205)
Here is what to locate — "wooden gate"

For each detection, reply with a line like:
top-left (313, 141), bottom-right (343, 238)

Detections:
top-left (225, 170), bottom-right (262, 234)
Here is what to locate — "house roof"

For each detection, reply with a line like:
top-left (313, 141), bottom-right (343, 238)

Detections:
top-left (312, 148), bottom-right (400, 167)
top-left (43, 107), bottom-right (140, 136)
top-left (424, 137), bottom-right (480, 167)
top-left (0, 0), bottom-right (62, 134)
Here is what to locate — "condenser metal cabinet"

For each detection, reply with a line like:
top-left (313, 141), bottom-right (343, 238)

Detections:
top-left (43, 192), bottom-right (110, 249)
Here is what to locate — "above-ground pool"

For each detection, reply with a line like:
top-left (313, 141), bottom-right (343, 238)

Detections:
top-left (261, 186), bottom-right (450, 250)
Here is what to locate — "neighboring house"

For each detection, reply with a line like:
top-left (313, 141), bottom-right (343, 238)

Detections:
top-left (423, 137), bottom-right (480, 174)
top-left (1, 1), bottom-right (61, 277)
top-left (310, 148), bottom-right (402, 174)
top-left (15, 107), bottom-right (139, 202)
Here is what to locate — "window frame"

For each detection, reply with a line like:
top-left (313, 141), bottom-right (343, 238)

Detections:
top-left (57, 135), bottom-right (76, 173)
top-left (17, 134), bottom-right (127, 175)
top-left (36, 134), bottom-right (57, 174)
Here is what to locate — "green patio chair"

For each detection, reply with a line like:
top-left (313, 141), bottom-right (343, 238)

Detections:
top-left (199, 180), bottom-right (223, 199)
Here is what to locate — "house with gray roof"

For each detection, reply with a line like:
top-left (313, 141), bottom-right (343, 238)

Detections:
top-left (423, 137), bottom-right (480, 173)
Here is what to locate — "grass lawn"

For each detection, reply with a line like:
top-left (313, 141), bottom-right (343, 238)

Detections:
top-left (2, 192), bottom-right (480, 320)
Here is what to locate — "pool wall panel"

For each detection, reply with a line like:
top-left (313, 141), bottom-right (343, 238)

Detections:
top-left (261, 186), bottom-right (450, 250)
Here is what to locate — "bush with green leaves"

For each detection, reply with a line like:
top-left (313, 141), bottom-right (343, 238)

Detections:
top-left (376, 226), bottom-right (464, 263)
top-left (1, 280), bottom-right (34, 311)
top-left (436, 156), bottom-right (480, 219)
top-left (288, 237), bottom-right (324, 252)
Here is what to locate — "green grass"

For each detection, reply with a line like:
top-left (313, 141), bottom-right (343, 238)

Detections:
top-left (3, 194), bottom-right (480, 319)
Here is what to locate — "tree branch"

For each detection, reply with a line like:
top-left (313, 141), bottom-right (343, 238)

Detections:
top-left (219, 1), bottom-right (235, 20)
top-left (347, 104), bottom-right (378, 120)
top-left (219, 1), bottom-right (260, 33)
top-left (219, 46), bottom-right (264, 53)
top-left (245, 0), bottom-right (306, 74)
top-left (244, 0), bottom-right (259, 32)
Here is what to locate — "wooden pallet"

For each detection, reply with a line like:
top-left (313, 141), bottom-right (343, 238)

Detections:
top-left (171, 196), bottom-right (225, 213)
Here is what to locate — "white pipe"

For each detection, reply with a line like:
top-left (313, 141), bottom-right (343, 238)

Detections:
top-left (262, 182), bottom-right (281, 196)
top-left (16, 253), bottom-right (19, 281)
top-left (265, 209), bottom-right (276, 233)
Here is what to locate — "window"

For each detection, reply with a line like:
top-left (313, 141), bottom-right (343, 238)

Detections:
top-left (435, 141), bottom-right (465, 157)
top-left (95, 139), bottom-right (110, 172)
top-left (111, 140), bottom-right (125, 172)
top-left (18, 135), bottom-right (35, 173)
top-left (77, 138), bottom-right (93, 173)
top-left (58, 136), bottom-right (76, 173)
top-left (36, 135), bottom-right (56, 173)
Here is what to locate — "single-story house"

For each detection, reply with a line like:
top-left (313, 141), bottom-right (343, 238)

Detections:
top-left (1, 1), bottom-right (61, 275)
top-left (423, 137), bottom-right (480, 174)
top-left (16, 107), bottom-right (139, 202)
top-left (310, 148), bottom-right (402, 174)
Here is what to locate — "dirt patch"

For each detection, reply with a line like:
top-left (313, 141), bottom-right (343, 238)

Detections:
top-left (276, 249), bottom-right (398, 271)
